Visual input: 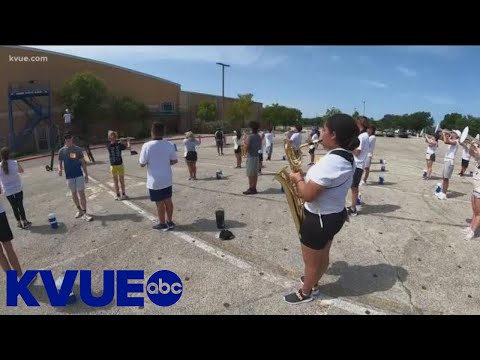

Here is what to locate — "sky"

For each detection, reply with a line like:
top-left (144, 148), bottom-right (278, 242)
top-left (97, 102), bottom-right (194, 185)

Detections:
top-left (26, 45), bottom-right (480, 123)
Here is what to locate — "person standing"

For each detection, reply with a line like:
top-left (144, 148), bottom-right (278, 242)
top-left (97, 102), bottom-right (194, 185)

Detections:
top-left (214, 128), bottom-right (225, 156)
top-left (424, 133), bottom-right (439, 180)
top-left (58, 132), bottom-right (93, 222)
top-left (361, 125), bottom-right (377, 185)
top-left (243, 121), bottom-right (262, 195)
top-left (107, 131), bottom-right (131, 200)
top-left (139, 122), bottom-right (178, 231)
top-left (284, 113), bottom-right (359, 304)
top-left (232, 130), bottom-right (243, 168)
top-left (183, 131), bottom-right (201, 180)
top-left (0, 147), bottom-right (31, 229)
top-left (436, 130), bottom-right (461, 200)
top-left (265, 128), bottom-right (274, 161)
top-left (347, 116), bottom-right (370, 216)
top-left (63, 108), bottom-right (72, 131)
top-left (458, 143), bottom-right (471, 176)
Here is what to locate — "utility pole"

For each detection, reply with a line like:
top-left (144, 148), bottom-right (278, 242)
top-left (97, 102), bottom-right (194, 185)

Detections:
top-left (216, 62), bottom-right (230, 129)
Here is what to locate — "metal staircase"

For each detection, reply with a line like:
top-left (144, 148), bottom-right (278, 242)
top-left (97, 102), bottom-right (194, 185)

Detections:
top-left (8, 80), bottom-right (53, 153)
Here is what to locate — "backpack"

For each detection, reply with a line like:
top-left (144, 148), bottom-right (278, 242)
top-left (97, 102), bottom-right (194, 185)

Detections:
top-left (215, 131), bottom-right (224, 140)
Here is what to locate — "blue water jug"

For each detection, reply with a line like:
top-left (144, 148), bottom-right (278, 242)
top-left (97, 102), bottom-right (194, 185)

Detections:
top-left (48, 213), bottom-right (58, 229)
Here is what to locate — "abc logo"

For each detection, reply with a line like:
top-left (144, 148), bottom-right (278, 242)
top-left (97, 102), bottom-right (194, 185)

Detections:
top-left (146, 270), bottom-right (183, 307)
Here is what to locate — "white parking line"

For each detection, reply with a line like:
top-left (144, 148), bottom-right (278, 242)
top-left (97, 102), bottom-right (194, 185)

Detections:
top-left (88, 175), bottom-right (388, 315)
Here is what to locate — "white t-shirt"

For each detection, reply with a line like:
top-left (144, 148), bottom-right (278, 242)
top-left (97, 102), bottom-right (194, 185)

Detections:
top-left (63, 113), bottom-right (72, 124)
top-left (444, 140), bottom-right (459, 161)
top-left (258, 132), bottom-right (265, 154)
top-left (265, 132), bottom-right (274, 147)
top-left (310, 133), bottom-right (319, 150)
top-left (426, 141), bottom-right (437, 155)
top-left (367, 135), bottom-right (376, 156)
top-left (0, 160), bottom-right (22, 196)
top-left (462, 146), bottom-right (471, 161)
top-left (290, 132), bottom-right (302, 150)
top-left (354, 132), bottom-right (370, 169)
top-left (232, 136), bottom-right (242, 150)
top-left (304, 149), bottom-right (354, 215)
top-left (139, 140), bottom-right (177, 190)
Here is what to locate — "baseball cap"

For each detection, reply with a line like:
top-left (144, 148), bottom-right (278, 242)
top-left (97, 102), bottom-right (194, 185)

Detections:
top-left (453, 130), bottom-right (461, 138)
top-left (64, 132), bottom-right (73, 139)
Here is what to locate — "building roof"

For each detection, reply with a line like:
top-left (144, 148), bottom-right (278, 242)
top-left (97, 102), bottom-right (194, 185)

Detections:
top-left (181, 90), bottom-right (263, 105)
top-left (5, 46), bottom-right (181, 87)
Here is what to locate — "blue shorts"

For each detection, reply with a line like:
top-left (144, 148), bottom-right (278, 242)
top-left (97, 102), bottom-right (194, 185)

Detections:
top-left (149, 186), bottom-right (172, 202)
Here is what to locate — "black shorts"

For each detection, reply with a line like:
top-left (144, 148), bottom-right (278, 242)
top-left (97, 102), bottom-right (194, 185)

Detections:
top-left (185, 151), bottom-right (198, 162)
top-left (0, 212), bottom-right (13, 243)
top-left (300, 208), bottom-right (347, 250)
top-left (149, 186), bottom-right (172, 202)
top-left (234, 147), bottom-right (241, 154)
top-left (258, 153), bottom-right (263, 162)
top-left (462, 159), bottom-right (470, 168)
top-left (352, 167), bottom-right (364, 188)
top-left (308, 148), bottom-right (315, 154)
top-left (428, 153), bottom-right (436, 162)
top-left (216, 140), bottom-right (224, 147)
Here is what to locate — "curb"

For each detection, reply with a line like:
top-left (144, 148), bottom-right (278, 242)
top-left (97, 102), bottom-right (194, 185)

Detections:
top-left (17, 134), bottom-right (226, 163)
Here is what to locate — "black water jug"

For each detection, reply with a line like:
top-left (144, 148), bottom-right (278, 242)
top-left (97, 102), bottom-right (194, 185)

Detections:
top-left (215, 209), bottom-right (225, 229)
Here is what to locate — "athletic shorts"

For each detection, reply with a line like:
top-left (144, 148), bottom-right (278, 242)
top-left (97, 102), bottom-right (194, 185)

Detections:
top-left (462, 159), bottom-right (470, 168)
top-left (352, 167), bottom-right (364, 188)
top-left (185, 151), bottom-right (198, 162)
top-left (234, 147), bottom-right (241, 154)
top-left (308, 148), bottom-right (315, 155)
top-left (149, 186), bottom-right (172, 202)
top-left (67, 176), bottom-right (85, 192)
top-left (426, 153), bottom-right (436, 162)
top-left (216, 140), bottom-right (224, 147)
top-left (443, 159), bottom-right (454, 179)
top-left (0, 212), bottom-right (13, 243)
top-left (299, 207), bottom-right (347, 250)
top-left (110, 164), bottom-right (125, 176)
top-left (246, 156), bottom-right (259, 177)
top-left (258, 153), bottom-right (263, 162)
top-left (473, 191), bottom-right (480, 199)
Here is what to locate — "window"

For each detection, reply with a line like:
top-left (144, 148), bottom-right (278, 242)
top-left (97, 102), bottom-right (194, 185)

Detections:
top-left (161, 102), bottom-right (175, 113)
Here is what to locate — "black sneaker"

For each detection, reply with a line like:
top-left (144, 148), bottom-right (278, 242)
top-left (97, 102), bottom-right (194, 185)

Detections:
top-left (153, 223), bottom-right (169, 231)
top-left (347, 207), bottom-right (358, 217)
top-left (167, 221), bottom-right (176, 231)
top-left (284, 289), bottom-right (313, 305)
top-left (300, 276), bottom-right (320, 296)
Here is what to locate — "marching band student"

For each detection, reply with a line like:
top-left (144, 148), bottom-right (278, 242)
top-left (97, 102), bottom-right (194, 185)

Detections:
top-left (243, 121), bottom-right (262, 195)
top-left (308, 128), bottom-right (320, 166)
top-left (107, 131), bottom-right (131, 200)
top-left (288, 125), bottom-right (303, 151)
top-left (183, 131), bottom-right (201, 180)
top-left (361, 125), bottom-right (376, 185)
top-left (458, 143), bottom-right (471, 176)
top-left (347, 116), bottom-right (370, 216)
top-left (436, 130), bottom-right (461, 200)
top-left (424, 133), bottom-right (439, 179)
top-left (232, 130), bottom-right (243, 168)
top-left (463, 143), bottom-right (480, 240)
top-left (265, 128), bottom-right (274, 161)
top-left (284, 113), bottom-right (359, 304)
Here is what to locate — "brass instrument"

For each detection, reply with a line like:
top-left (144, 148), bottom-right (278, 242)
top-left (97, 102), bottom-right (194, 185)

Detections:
top-left (274, 141), bottom-right (305, 236)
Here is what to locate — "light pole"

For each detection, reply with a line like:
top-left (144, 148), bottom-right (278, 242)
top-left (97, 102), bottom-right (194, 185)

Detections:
top-left (362, 101), bottom-right (366, 116)
top-left (216, 62), bottom-right (230, 129)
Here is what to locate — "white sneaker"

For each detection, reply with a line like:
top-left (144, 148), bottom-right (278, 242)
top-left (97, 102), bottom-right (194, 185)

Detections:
top-left (435, 192), bottom-right (447, 200)
top-left (82, 213), bottom-right (93, 222)
top-left (121, 194), bottom-right (128, 200)
top-left (75, 210), bottom-right (85, 218)
top-left (465, 229), bottom-right (475, 240)
top-left (462, 227), bottom-right (472, 234)
top-left (360, 180), bottom-right (366, 186)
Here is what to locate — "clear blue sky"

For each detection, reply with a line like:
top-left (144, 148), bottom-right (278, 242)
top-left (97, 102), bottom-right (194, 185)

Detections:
top-left (28, 46), bottom-right (480, 123)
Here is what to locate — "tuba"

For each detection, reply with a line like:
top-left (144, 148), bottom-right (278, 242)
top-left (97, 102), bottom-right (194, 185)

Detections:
top-left (274, 141), bottom-right (307, 236)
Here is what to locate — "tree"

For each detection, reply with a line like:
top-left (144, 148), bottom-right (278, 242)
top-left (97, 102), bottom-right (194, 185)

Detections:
top-left (324, 107), bottom-right (342, 118)
top-left (229, 93), bottom-right (254, 127)
top-left (110, 96), bottom-right (149, 136)
top-left (196, 101), bottom-right (217, 123)
top-left (352, 110), bottom-right (360, 119)
top-left (60, 72), bottom-right (108, 135)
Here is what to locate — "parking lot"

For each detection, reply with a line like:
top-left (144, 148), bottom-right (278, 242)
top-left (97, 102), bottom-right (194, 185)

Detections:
top-left (1, 133), bottom-right (479, 315)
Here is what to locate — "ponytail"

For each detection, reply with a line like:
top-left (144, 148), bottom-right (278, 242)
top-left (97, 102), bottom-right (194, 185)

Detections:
top-left (0, 147), bottom-right (10, 175)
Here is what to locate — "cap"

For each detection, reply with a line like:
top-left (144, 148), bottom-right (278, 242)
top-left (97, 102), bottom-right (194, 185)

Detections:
top-left (453, 130), bottom-right (461, 138)
top-left (64, 132), bottom-right (72, 139)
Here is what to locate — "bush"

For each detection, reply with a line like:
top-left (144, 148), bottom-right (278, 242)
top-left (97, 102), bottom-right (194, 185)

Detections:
top-left (191, 120), bottom-right (234, 134)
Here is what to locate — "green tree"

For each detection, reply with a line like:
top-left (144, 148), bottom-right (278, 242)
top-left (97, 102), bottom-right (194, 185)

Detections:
top-left (60, 72), bottom-right (108, 136)
top-left (110, 96), bottom-right (149, 137)
top-left (229, 93), bottom-right (254, 127)
top-left (196, 101), bottom-right (217, 123)
top-left (352, 110), bottom-right (360, 119)
top-left (324, 107), bottom-right (342, 118)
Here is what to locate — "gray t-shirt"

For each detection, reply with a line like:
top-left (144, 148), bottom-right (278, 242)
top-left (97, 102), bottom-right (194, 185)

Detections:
top-left (247, 133), bottom-right (262, 157)
top-left (183, 138), bottom-right (200, 152)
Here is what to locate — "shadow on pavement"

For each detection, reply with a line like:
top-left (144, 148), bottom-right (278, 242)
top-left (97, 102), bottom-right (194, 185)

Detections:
top-left (359, 204), bottom-right (401, 215)
top-left (175, 218), bottom-right (247, 232)
top-left (447, 191), bottom-right (466, 199)
top-left (93, 213), bottom-right (144, 226)
top-left (260, 187), bottom-right (283, 195)
top-left (28, 223), bottom-right (68, 235)
top-left (321, 261), bottom-right (408, 298)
